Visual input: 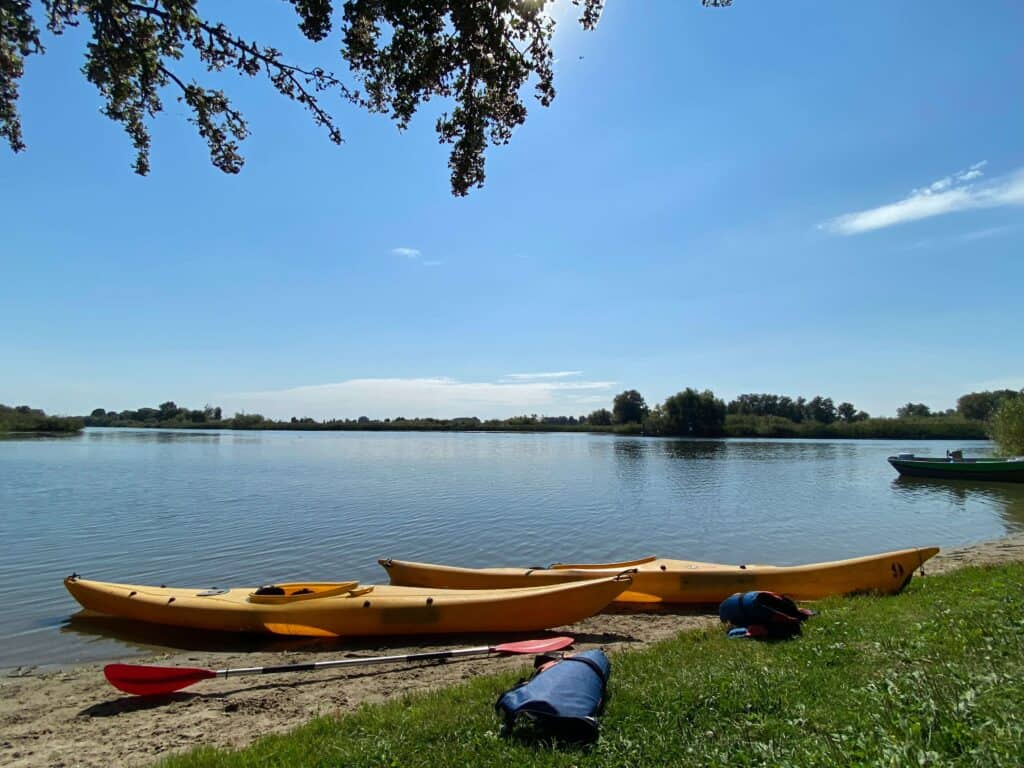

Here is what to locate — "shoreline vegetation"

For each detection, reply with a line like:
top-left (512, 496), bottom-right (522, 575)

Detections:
top-left (0, 404), bottom-right (84, 434)
top-left (6, 387), bottom-right (1020, 442)
top-left (79, 387), bottom-right (1022, 441)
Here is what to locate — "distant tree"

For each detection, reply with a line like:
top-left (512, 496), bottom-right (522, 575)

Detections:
top-left (897, 402), bottom-right (932, 418)
top-left (212, 406), bottom-right (222, 420)
top-left (90, 408), bottom-right (106, 417)
top-left (612, 390), bottom-right (649, 424)
top-left (792, 397), bottom-right (807, 423)
top-left (158, 401), bottom-right (181, 421)
top-left (957, 390), bottom-right (1020, 421)
top-left (989, 397), bottom-right (1024, 455)
top-left (357, 416), bottom-right (370, 424)
top-left (232, 412), bottom-right (265, 428)
top-left (646, 388), bottom-right (726, 437)
top-left (806, 396), bottom-right (837, 424)
top-left (0, 2), bottom-right (734, 194)
top-left (836, 402), bottom-right (856, 422)
top-left (587, 408), bottom-right (613, 426)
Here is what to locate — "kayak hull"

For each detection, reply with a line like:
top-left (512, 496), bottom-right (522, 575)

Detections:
top-left (63, 574), bottom-right (631, 637)
top-left (380, 547), bottom-right (940, 605)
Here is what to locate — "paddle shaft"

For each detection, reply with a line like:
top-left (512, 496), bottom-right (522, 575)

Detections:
top-left (218, 645), bottom-right (508, 678)
top-left (103, 636), bottom-right (574, 695)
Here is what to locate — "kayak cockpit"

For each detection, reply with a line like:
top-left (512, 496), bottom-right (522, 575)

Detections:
top-left (247, 581), bottom-right (372, 604)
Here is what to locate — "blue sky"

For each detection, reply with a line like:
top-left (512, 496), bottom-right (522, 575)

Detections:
top-left (2, 0), bottom-right (1022, 420)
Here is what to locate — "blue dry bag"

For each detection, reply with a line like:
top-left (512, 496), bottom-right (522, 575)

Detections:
top-left (495, 649), bottom-right (610, 741)
top-left (719, 590), bottom-right (814, 639)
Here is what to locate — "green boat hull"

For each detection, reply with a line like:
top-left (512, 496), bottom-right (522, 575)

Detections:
top-left (888, 456), bottom-right (1024, 483)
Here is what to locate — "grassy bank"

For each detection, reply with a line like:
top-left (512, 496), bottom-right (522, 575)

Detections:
top-left (162, 563), bottom-right (1023, 767)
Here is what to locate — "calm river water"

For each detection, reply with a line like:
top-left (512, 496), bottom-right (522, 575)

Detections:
top-left (2, 428), bottom-right (1022, 668)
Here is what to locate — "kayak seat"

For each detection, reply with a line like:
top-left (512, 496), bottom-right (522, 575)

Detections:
top-left (254, 585), bottom-right (286, 596)
top-left (248, 581), bottom-right (364, 604)
top-left (549, 556), bottom-right (658, 570)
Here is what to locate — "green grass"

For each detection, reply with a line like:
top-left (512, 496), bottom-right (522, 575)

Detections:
top-left (160, 563), bottom-right (1024, 767)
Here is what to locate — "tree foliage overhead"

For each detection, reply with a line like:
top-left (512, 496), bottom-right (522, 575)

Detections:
top-left (1, 0), bottom-right (731, 194)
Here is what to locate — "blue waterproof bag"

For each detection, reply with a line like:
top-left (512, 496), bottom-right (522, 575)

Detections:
top-left (495, 649), bottom-right (610, 741)
top-left (719, 591), bottom-right (814, 639)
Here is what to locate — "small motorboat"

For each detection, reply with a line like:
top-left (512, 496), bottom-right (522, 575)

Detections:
top-left (888, 451), bottom-right (1024, 483)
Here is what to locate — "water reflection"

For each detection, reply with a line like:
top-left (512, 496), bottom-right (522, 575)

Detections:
top-left (656, 439), bottom-right (728, 460)
top-left (891, 476), bottom-right (1024, 530)
top-left (612, 439), bottom-right (646, 462)
top-left (85, 428), bottom-right (226, 444)
top-left (0, 432), bottom-right (79, 442)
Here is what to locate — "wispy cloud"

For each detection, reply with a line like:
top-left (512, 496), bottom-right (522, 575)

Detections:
top-left (504, 371), bottom-right (583, 380)
top-left (226, 376), bottom-right (615, 420)
top-left (822, 162), bottom-right (1024, 236)
top-left (391, 247), bottom-right (421, 258)
top-left (958, 225), bottom-right (1014, 242)
top-left (422, 260), bottom-right (442, 267)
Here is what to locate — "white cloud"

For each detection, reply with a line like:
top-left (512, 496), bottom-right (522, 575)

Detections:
top-left (822, 163), bottom-right (1024, 236)
top-left (225, 376), bottom-right (615, 420)
top-left (391, 247), bottom-right (421, 258)
top-left (504, 371), bottom-right (583, 380)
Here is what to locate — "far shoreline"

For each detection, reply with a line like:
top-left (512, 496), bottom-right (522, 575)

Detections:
top-left (79, 419), bottom-right (989, 442)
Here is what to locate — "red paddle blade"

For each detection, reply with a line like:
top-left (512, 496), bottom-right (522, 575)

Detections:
top-left (104, 663), bottom-right (217, 696)
top-left (493, 636), bottom-right (574, 655)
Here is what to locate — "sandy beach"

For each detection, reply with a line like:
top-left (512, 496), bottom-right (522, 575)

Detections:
top-left (4, 534), bottom-right (1023, 768)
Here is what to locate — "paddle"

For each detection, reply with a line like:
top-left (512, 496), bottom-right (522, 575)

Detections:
top-left (103, 636), bottom-right (575, 696)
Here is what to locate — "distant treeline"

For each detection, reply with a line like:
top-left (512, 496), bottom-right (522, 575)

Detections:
top-left (0, 404), bottom-right (84, 433)
top-left (83, 403), bottom-right (642, 434)
top-left (79, 388), bottom-right (1023, 440)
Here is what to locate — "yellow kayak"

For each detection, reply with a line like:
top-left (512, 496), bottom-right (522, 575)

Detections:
top-left (379, 547), bottom-right (940, 604)
top-left (63, 573), bottom-right (632, 637)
